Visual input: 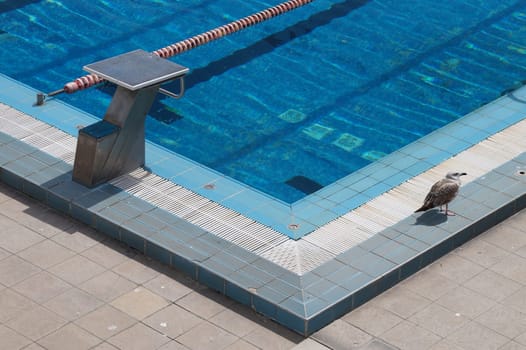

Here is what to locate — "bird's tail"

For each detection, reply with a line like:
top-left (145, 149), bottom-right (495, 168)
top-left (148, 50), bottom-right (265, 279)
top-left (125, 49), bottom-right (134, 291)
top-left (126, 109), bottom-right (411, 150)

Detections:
top-left (414, 204), bottom-right (432, 213)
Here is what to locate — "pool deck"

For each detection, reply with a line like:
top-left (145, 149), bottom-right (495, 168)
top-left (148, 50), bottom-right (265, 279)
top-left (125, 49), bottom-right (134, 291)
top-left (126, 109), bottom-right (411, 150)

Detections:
top-left (1, 182), bottom-right (526, 349)
top-left (0, 73), bottom-right (525, 337)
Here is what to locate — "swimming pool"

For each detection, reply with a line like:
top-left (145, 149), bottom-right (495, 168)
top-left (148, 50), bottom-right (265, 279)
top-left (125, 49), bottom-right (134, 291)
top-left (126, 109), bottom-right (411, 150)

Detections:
top-left (1, 0), bottom-right (526, 204)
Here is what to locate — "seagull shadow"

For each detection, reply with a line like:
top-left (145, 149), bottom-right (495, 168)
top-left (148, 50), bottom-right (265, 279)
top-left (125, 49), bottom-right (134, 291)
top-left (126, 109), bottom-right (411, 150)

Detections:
top-left (413, 209), bottom-right (448, 226)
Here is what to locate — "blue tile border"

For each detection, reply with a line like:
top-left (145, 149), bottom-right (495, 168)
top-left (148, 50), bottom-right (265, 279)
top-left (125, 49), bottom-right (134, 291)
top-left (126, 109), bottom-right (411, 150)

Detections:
top-left (0, 127), bottom-right (525, 335)
top-left (2, 73), bottom-right (525, 239)
top-left (2, 73), bottom-right (526, 335)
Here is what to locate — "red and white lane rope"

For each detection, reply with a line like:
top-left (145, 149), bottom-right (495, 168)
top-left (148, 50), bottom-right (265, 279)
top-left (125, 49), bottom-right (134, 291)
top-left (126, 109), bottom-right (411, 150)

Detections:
top-left (153, 0), bottom-right (314, 59)
top-left (60, 0), bottom-right (314, 94)
top-left (63, 74), bottom-right (105, 94)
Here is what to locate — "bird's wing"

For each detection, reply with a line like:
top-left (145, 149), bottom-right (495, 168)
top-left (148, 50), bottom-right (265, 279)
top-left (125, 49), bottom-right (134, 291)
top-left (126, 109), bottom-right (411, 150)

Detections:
top-left (423, 179), bottom-right (447, 203)
top-left (428, 180), bottom-right (460, 206)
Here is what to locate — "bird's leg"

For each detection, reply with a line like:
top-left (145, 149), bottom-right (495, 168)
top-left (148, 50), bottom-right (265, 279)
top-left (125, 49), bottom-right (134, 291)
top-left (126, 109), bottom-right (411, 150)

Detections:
top-left (438, 205), bottom-right (444, 213)
top-left (444, 203), bottom-right (456, 216)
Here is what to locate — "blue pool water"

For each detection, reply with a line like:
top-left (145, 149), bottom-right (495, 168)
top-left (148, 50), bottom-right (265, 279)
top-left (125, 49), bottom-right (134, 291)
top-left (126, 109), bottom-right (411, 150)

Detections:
top-left (1, 0), bottom-right (526, 203)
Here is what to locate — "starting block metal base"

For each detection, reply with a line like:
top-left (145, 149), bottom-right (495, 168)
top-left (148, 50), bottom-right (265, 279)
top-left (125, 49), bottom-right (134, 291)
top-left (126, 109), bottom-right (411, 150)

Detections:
top-left (72, 50), bottom-right (188, 187)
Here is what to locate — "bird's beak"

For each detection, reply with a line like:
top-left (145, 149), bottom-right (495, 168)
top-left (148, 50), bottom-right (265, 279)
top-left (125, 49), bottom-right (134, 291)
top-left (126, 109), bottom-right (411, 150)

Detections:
top-left (460, 172), bottom-right (467, 176)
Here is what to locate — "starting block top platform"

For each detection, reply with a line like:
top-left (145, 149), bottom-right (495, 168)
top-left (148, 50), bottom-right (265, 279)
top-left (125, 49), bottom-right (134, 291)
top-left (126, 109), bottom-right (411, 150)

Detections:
top-left (84, 49), bottom-right (189, 91)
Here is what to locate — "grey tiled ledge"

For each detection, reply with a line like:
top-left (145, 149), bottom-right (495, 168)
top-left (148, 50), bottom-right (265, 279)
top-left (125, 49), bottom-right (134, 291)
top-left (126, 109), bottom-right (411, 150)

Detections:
top-left (0, 130), bottom-right (525, 335)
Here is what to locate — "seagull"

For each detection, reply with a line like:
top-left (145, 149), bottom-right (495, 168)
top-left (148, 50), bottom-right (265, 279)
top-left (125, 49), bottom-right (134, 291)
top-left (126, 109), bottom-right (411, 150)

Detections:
top-left (415, 171), bottom-right (467, 216)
